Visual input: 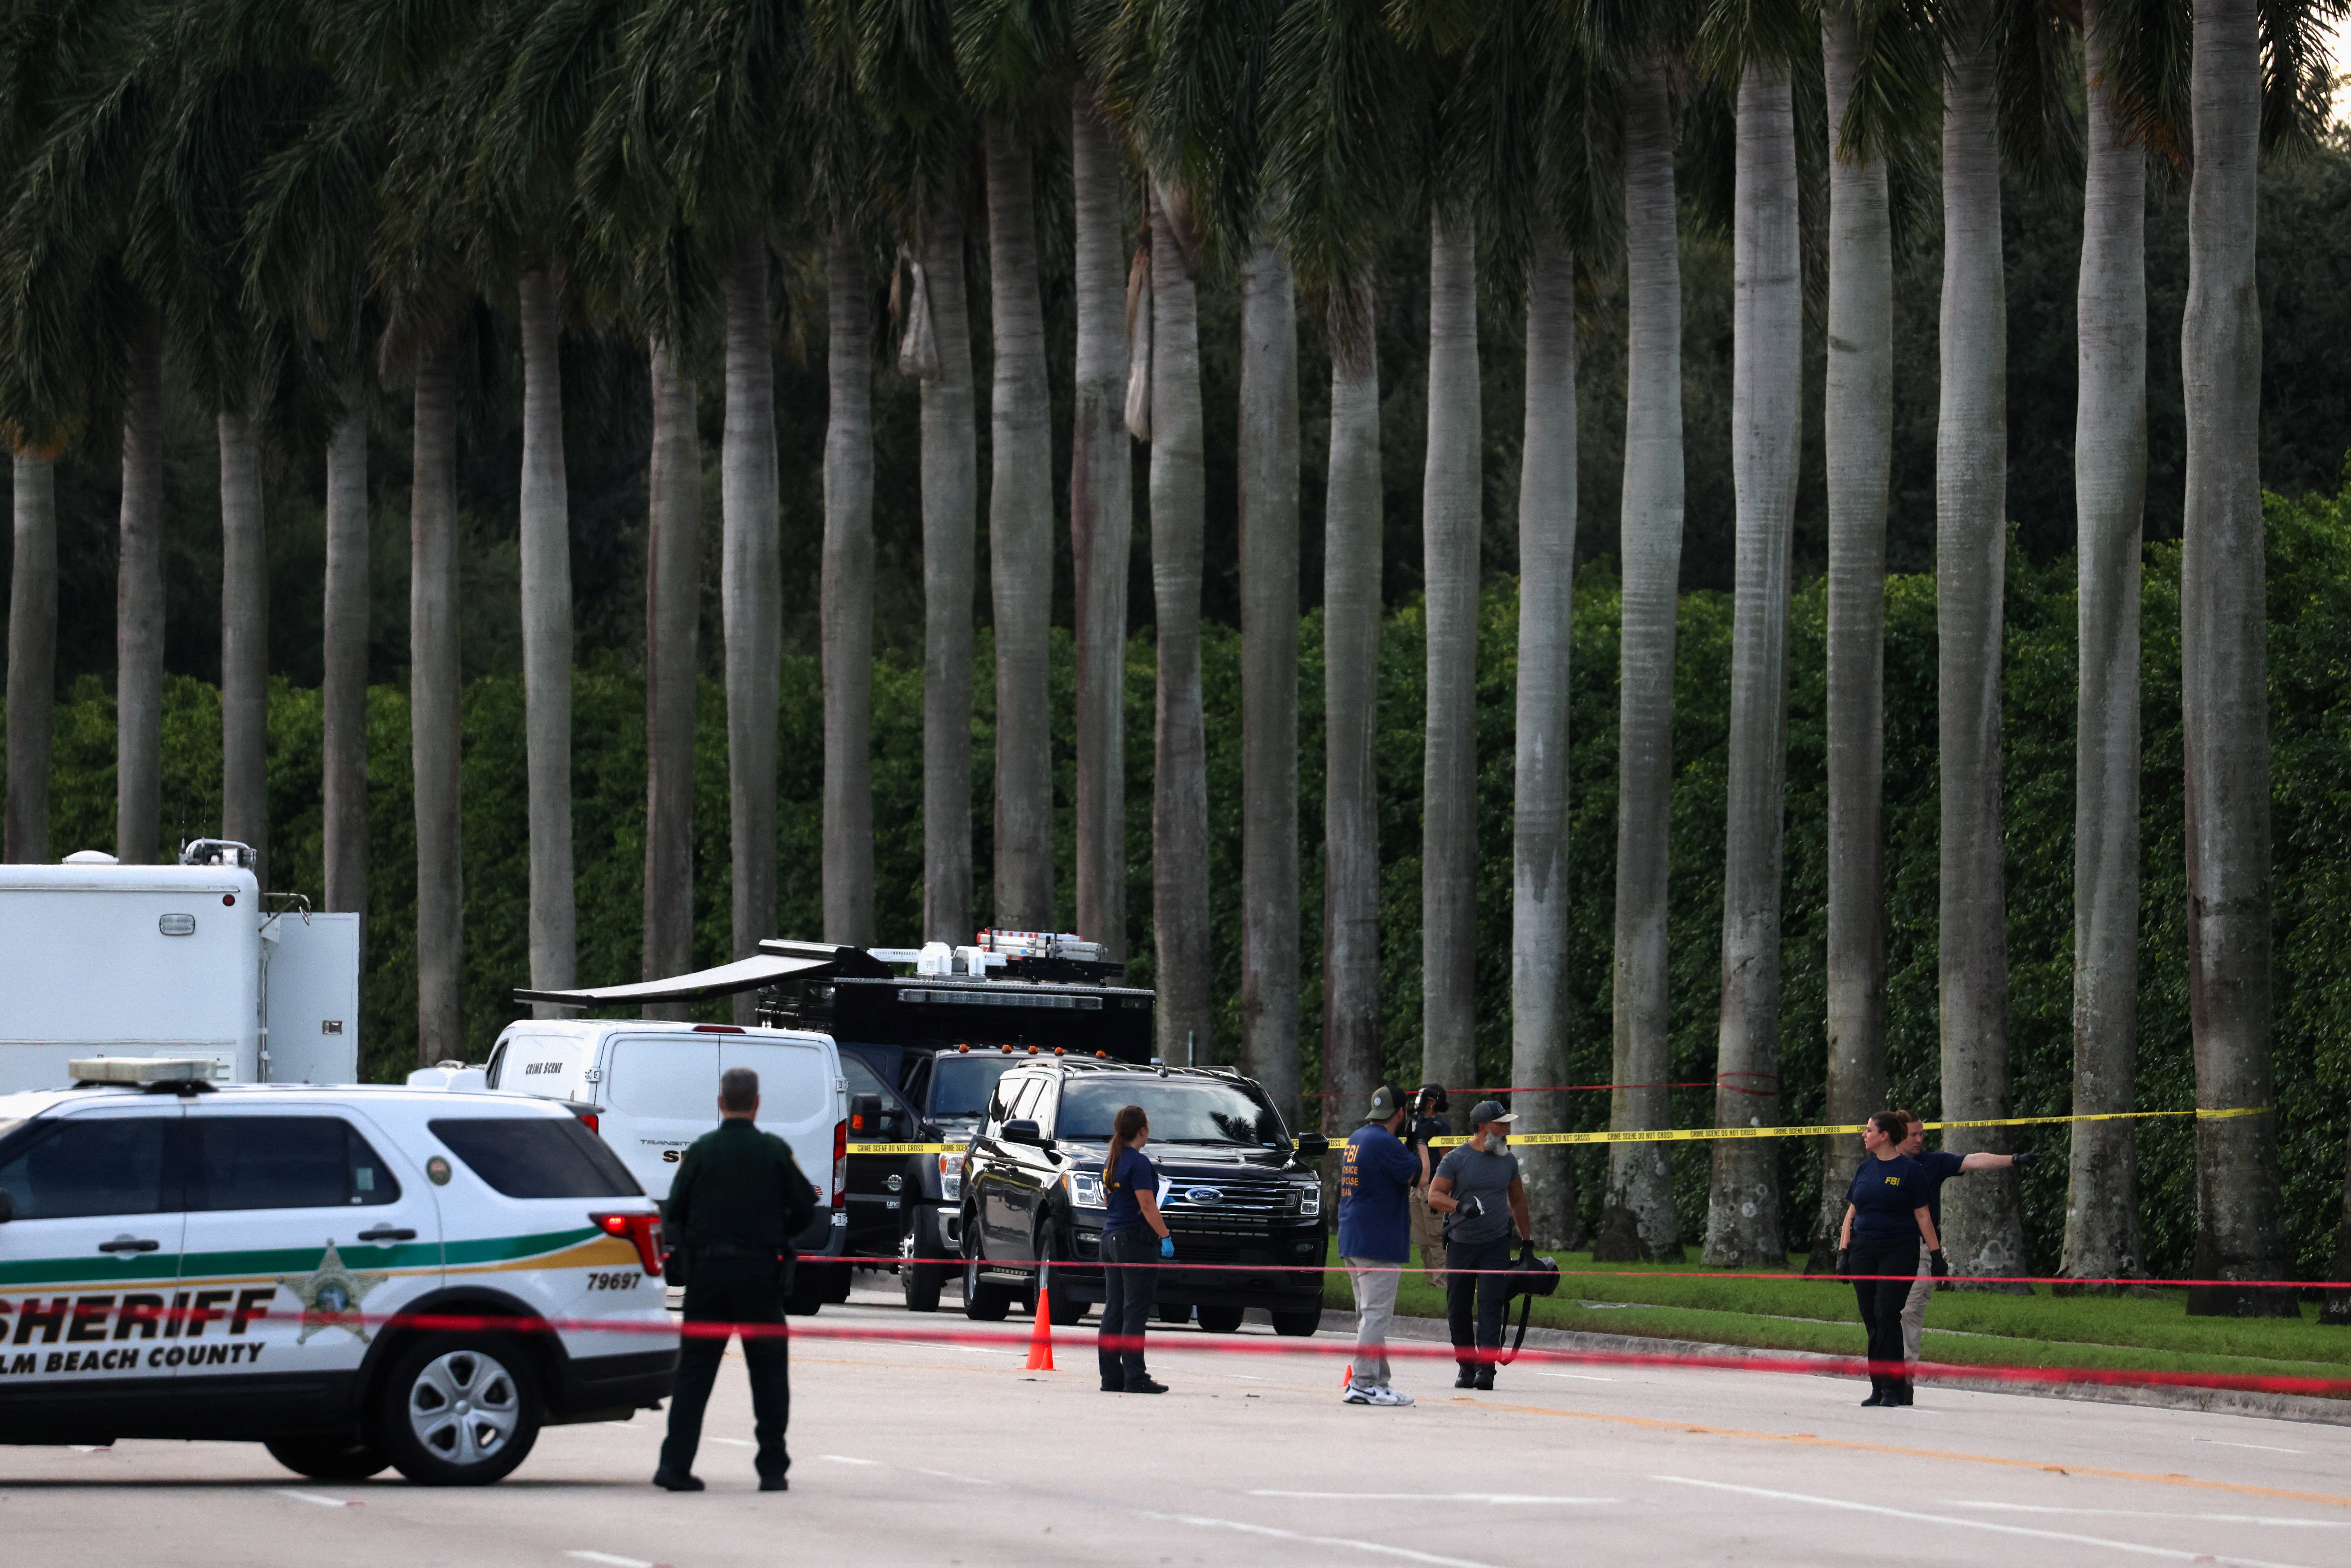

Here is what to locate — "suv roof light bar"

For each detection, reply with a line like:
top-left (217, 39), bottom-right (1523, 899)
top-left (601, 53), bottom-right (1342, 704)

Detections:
top-left (69, 1056), bottom-right (223, 1090)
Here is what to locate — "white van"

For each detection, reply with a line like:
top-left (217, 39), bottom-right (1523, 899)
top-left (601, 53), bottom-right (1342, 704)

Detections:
top-left (473, 1020), bottom-right (850, 1311)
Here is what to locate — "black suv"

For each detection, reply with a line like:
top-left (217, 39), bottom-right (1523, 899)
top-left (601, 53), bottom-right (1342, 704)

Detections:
top-left (957, 1058), bottom-right (1329, 1335)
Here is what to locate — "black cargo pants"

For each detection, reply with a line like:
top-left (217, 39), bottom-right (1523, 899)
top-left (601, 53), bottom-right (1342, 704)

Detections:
top-left (1096, 1228), bottom-right (1160, 1389)
top-left (659, 1257), bottom-right (790, 1482)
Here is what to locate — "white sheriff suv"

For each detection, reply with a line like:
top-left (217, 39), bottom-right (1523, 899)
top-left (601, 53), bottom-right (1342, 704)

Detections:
top-left (0, 1059), bottom-right (677, 1484)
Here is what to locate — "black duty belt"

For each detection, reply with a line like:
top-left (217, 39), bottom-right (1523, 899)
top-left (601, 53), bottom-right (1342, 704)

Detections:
top-left (689, 1241), bottom-right (781, 1260)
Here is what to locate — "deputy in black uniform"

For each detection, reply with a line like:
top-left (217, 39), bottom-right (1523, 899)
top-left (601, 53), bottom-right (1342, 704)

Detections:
top-left (654, 1065), bottom-right (817, 1493)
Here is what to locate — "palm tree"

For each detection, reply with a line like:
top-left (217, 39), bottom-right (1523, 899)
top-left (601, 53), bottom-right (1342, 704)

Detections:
top-left (2178, 0), bottom-right (2286, 1316)
top-left (1936, 0), bottom-right (2024, 1280)
top-left (955, 7), bottom-right (1059, 930)
top-left (1421, 206), bottom-right (1479, 1102)
top-left (407, 323), bottom-right (466, 1061)
top-left (515, 267), bottom-right (578, 1002)
top-left (856, 0), bottom-right (977, 946)
top-left (721, 226), bottom-right (782, 972)
top-left (1264, 0), bottom-right (1420, 1135)
top-left (1813, 0), bottom-right (1930, 1262)
top-left (118, 310), bottom-right (166, 867)
top-left (919, 207), bottom-right (978, 944)
top-left (6, 452), bottom-right (56, 864)
top-left (2062, 0), bottom-right (2153, 1285)
top-left (1702, 50), bottom-right (1801, 1269)
top-left (643, 330), bottom-right (701, 1002)
top-left (218, 410), bottom-right (268, 881)
top-left (1512, 238), bottom-right (1577, 1241)
top-left (1146, 181), bottom-right (1209, 1066)
top-left (321, 393), bottom-right (369, 914)
top-left (1071, 90), bottom-right (1133, 958)
top-left (822, 225), bottom-right (877, 945)
top-left (1607, 49), bottom-right (1687, 1258)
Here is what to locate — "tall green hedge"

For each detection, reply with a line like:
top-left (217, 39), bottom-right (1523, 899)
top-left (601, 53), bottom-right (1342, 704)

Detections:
top-left (14, 483), bottom-right (2350, 1278)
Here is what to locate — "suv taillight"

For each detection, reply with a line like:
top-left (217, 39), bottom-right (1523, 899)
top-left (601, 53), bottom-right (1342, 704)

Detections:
top-left (592, 1211), bottom-right (665, 1276)
top-left (832, 1118), bottom-right (848, 1208)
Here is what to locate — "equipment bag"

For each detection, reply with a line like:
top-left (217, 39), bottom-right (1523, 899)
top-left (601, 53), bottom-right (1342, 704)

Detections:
top-left (1496, 1240), bottom-right (1560, 1365)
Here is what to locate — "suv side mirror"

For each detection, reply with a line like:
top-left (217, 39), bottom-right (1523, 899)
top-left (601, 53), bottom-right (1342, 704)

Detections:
top-left (848, 1093), bottom-right (884, 1137)
top-left (1000, 1118), bottom-right (1046, 1147)
top-left (1293, 1133), bottom-right (1330, 1160)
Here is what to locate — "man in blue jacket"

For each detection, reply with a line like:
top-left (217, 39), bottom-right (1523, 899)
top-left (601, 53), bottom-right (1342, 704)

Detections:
top-left (1895, 1110), bottom-right (2035, 1393)
top-left (1339, 1084), bottom-right (1430, 1407)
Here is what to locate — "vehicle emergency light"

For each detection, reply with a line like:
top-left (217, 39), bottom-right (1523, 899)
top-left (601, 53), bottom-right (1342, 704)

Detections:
top-left (591, 1211), bottom-right (665, 1276)
top-left (831, 1119), bottom-right (848, 1208)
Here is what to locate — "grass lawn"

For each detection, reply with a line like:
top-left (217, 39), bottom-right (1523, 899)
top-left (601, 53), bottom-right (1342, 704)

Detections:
top-left (1317, 1249), bottom-right (2351, 1386)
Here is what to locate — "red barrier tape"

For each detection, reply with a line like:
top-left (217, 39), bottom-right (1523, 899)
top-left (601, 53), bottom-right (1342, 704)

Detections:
top-left (174, 1306), bottom-right (2351, 1398)
top-left (1300, 1082), bottom-right (1714, 1098)
top-left (845, 1253), bottom-right (2351, 1291)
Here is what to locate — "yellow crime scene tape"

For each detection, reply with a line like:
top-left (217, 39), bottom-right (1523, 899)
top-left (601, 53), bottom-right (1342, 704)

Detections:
top-left (1424, 1106), bottom-right (2269, 1148)
top-left (849, 1142), bottom-right (970, 1155)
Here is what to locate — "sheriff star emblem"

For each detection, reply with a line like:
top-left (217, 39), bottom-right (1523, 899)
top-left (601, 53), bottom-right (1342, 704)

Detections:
top-left (276, 1241), bottom-right (390, 1344)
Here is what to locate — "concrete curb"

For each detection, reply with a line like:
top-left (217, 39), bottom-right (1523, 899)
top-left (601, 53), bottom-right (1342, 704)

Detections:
top-left (1315, 1308), bottom-right (2351, 1428)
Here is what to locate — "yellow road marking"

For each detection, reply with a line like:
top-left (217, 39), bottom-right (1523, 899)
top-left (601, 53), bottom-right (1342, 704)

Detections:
top-left (1459, 1398), bottom-right (2351, 1509)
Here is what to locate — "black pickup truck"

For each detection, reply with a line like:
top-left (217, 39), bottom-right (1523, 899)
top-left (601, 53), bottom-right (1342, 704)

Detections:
top-left (956, 1057), bottom-right (1330, 1334)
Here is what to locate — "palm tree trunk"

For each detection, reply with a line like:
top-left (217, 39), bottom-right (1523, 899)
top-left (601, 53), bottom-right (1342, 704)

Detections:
top-left (7, 454), bottom-right (57, 864)
top-left (1937, 0), bottom-right (2025, 1281)
top-left (322, 396), bottom-right (368, 914)
top-left (723, 234), bottom-right (781, 1000)
top-left (411, 337), bottom-right (463, 1066)
top-left (2062, 1), bottom-right (2146, 1286)
top-left (643, 335), bottom-right (700, 1012)
top-left (2324, 1132), bottom-right (2351, 1324)
top-left (1608, 56), bottom-right (1685, 1258)
top-left (219, 411), bottom-right (268, 889)
top-left (519, 269), bottom-right (577, 1008)
top-left (2181, 0), bottom-right (2288, 1317)
top-left (117, 307), bottom-right (166, 866)
top-left (1421, 214), bottom-right (1479, 1099)
top-left (1816, 7), bottom-right (1893, 1265)
top-left (984, 119), bottom-right (1054, 929)
top-left (1705, 64), bottom-right (1801, 1269)
top-left (1322, 285), bottom-right (1381, 1137)
top-left (1241, 235), bottom-right (1301, 1116)
top-left (1150, 186), bottom-right (1210, 1066)
top-left (922, 203), bottom-right (977, 943)
top-left (823, 228), bottom-right (875, 946)
top-left (1513, 243), bottom-right (1578, 1246)
top-left (1071, 95), bottom-right (1132, 959)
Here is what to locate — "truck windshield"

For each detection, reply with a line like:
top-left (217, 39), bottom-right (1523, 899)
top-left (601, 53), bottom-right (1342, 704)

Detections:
top-left (929, 1056), bottom-right (1019, 1118)
top-left (1058, 1078), bottom-right (1288, 1148)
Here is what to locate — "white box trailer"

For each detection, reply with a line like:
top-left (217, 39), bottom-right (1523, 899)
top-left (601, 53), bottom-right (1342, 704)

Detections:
top-left (0, 853), bottom-right (360, 1093)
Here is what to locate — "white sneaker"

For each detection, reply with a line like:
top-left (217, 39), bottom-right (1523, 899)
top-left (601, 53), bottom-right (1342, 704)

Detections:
top-left (1364, 1385), bottom-right (1414, 1407)
top-left (1343, 1381), bottom-right (1374, 1404)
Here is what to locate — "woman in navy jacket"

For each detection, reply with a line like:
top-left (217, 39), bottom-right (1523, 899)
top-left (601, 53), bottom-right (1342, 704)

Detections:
top-left (1837, 1111), bottom-right (1944, 1407)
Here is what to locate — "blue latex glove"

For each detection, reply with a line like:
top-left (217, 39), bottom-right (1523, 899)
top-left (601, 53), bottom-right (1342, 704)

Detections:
top-left (1159, 1235), bottom-right (1175, 1259)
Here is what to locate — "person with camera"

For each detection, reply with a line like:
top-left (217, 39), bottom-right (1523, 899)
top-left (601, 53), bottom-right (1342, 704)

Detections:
top-left (1893, 1109), bottom-right (2035, 1395)
top-left (1097, 1104), bottom-right (1174, 1395)
top-left (1835, 1110), bottom-right (1941, 1408)
top-left (1339, 1084), bottom-right (1432, 1407)
top-left (655, 1065), bottom-right (818, 1492)
top-left (1426, 1100), bottom-right (1531, 1390)
top-left (1404, 1086), bottom-right (1452, 1286)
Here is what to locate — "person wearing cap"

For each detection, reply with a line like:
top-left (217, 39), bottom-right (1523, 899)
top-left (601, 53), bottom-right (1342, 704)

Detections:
top-left (1339, 1084), bottom-right (1431, 1407)
top-left (1887, 1109), bottom-right (2036, 1403)
top-left (1426, 1100), bottom-right (1531, 1390)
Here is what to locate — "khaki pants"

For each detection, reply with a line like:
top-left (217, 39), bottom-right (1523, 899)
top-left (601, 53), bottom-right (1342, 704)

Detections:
top-left (1344, 1256), bottom-right (1400, 1389)
top-left (1409, 1189), bottom-right (1447, 1286)
top-left (1900, 1252), bottom-right (1934, 1364)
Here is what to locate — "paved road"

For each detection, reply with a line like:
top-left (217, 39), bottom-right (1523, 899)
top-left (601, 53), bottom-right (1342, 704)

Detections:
top-left (6, 1279), bottom-right (2349, 1567)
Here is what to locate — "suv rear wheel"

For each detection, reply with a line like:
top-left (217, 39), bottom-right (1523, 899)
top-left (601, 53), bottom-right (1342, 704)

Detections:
top-left (1194, 1305), bottom-right (1246, 1334)
top-left (1270, 1308), bottom-right (1321, 1337)
top-left (899, 1225), bottom-right (944, 1312)
top-left (374, 1334), bottom-right (541, 1486)
top-left (264, 1434), bottom-right (392, 1481)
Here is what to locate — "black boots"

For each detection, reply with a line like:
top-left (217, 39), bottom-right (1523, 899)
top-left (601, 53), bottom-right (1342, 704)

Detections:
top-left (1861, 1375), bottom-right (1913, 1408)
top-left (1455, 1363), bottom-right (1478, 1389)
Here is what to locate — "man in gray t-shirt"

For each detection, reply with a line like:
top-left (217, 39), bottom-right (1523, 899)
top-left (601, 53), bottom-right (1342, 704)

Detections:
top-left (1427, 1100), bottom-right (1532, 1391)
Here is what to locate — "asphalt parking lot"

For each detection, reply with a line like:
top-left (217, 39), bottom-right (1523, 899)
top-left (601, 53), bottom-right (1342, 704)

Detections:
top-left (6, 1278), bottom-right (2349, 1568)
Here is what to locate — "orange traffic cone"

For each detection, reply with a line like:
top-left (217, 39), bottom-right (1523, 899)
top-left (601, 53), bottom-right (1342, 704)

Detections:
top-left (1025, 1288), bottom-right (1057, 1371)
